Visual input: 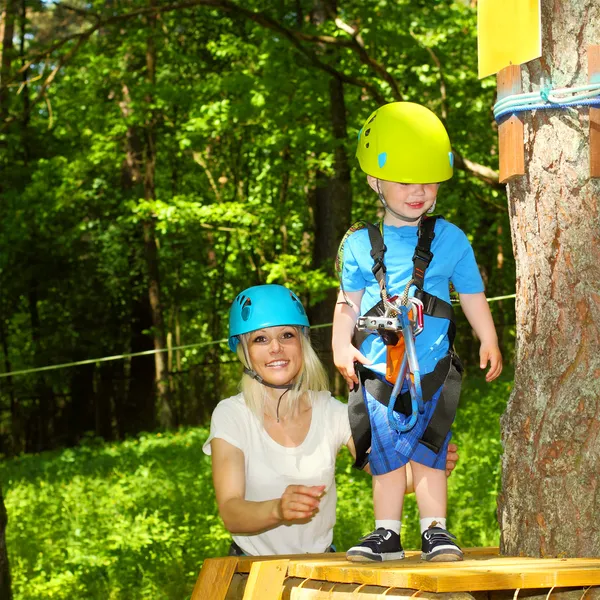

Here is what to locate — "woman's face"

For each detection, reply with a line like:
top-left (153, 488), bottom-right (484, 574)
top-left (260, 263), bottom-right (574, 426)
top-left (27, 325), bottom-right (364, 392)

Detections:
top-left (246, 325), bottom-right (303, 387)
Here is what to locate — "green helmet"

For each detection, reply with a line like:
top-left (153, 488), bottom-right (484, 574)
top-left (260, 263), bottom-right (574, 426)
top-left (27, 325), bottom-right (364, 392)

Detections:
top-left (356, 102), bottom-right (453, 184)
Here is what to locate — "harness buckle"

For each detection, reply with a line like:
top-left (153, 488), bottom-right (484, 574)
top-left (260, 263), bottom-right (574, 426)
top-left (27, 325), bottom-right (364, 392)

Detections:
top-left (412, 246), bottom-right (434, 266)
top-left (371, 258), bottom-right (386, 278)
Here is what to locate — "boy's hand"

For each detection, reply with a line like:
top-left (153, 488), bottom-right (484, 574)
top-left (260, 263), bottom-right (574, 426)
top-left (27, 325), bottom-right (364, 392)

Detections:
top-left (333, 345), bottom-right (371, 388)
top-left (480, 343), bottom-right (503, 382)
top-left (446, 442), bottom-right (459, 477)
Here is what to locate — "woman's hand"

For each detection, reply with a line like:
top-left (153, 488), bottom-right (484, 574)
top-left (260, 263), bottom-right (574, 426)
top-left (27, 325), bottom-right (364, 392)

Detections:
top-left (277, 484), bottom-right (325, 521)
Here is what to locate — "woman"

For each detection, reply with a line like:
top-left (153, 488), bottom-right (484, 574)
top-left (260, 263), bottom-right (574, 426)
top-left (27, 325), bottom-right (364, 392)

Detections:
top-left (203, 284), bottom-right (458, 556)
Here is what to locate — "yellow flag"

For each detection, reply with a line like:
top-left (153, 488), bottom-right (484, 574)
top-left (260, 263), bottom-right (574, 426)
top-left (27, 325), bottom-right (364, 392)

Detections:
top-left (478, 0), bottom-right (541, 79)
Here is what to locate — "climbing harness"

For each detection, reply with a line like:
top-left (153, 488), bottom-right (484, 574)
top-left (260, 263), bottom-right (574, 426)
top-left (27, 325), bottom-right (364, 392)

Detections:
top-left (338, 216), bottom-right (464, 470)
top-left (356, 296), bottom-right (425, 433)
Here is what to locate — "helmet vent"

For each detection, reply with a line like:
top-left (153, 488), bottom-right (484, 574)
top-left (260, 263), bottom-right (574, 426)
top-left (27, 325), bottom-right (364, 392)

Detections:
top-left (290, 293), bottom-right (307, 316)
top-left (366, 143), bottom-right (370, 148)
top-left (368, 114), bottom-right (377, 124)
top-left (241, 297), bottom-right (252, 321)
top-left (365, 128), bottom-right (371, 136)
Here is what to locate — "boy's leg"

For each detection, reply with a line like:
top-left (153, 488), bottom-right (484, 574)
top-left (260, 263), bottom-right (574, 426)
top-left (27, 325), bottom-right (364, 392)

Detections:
top-left (346, 467), bottom-right (406, 562)
top-left (411, 460), bottom-right (447, 517)
top-left (410, 461), bottom-right (463, 562)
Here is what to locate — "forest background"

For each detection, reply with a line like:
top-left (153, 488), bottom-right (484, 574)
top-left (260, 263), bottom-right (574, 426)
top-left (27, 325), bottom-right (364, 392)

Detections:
top-left (0, 0), bottom-right (516, 598)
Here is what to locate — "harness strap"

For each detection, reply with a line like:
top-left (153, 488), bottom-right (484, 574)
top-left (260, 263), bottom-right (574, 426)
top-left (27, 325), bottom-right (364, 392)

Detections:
top-left (413, 217), bottom-right (437, 289)
top-left (365, 222), bottom-right (386, 291)
top-left (349, 354), bottom-right (463, 470)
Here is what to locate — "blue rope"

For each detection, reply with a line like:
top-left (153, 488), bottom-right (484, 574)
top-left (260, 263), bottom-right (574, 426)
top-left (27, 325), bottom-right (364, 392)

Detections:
top-left (495, 98), bottom-right (600, 123)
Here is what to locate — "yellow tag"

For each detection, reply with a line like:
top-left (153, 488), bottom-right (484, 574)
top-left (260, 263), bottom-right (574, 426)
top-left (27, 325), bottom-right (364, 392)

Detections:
top-left (478, 0), bottom-right (541, 79)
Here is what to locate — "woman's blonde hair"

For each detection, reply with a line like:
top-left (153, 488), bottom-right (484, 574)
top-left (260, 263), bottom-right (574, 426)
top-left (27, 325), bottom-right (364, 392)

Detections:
top-left (236, 327), bottom-right (329, 421)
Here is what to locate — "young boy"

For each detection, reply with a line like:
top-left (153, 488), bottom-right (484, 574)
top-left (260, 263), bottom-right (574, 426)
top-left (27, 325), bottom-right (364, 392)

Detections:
top-left (332, 102), bottom-right (502, 562)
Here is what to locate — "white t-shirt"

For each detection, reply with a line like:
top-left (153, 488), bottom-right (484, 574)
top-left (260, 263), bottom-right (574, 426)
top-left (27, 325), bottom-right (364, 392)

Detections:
top-left (202, 391), bottom-right (352, 556)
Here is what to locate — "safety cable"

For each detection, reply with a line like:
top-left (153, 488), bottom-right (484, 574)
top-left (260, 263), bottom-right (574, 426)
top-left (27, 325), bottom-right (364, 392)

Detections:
top-left (493, 82), bottom-right (600, 122)
top-left (0, 293), bottom-right (516, 379)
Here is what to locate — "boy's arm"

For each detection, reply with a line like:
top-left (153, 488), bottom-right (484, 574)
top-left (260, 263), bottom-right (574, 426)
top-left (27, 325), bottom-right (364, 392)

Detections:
top-left (458, 292), bottom-right (503, 382)
top-left (332, 289), bottom-right (370, 387)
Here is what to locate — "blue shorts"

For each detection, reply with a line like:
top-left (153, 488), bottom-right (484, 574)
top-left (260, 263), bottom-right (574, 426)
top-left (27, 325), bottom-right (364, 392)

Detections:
top-left (366, 375), bottom-right (452, 476)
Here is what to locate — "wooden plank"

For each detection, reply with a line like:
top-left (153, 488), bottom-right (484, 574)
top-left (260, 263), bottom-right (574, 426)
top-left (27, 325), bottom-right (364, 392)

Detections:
top-left (236, 548), bottom-right (500, 573)
top-left (497, 64), bottom-right (525, 183)
top-left (242, 558), bottom-right (289, 600)
top-left (589, 45), bottom-right (600, 177)
top-left (287, 557), bottom-right (600, 593)
top-left (191, 556), bottom-right (239, 600)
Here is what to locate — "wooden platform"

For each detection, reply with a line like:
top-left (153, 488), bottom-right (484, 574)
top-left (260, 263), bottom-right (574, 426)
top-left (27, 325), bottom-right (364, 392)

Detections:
top-left (191, 548), bottom-right (600, 600)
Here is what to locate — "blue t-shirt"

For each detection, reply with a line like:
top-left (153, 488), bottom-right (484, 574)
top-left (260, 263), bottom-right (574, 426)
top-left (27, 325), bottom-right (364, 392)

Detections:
top-left (340, 219), bottom-right (484, 376)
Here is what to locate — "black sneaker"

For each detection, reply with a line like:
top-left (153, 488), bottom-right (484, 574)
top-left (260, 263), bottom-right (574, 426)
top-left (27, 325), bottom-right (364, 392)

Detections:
top-left (421, 526), bottom-right (464, 562)
top-left (346, 528), bottom-right (405, 562)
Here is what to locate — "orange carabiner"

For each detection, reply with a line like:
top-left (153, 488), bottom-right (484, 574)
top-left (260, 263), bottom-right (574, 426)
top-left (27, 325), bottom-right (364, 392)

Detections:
top-left (384, 304), bottom-right (417, 384)
top-left (385, 335), bottom-right (406, 383)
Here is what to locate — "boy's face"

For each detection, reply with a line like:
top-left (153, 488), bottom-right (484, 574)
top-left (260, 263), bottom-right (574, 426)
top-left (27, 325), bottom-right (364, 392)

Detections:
top-left (367, 176), bottom-right (439, 223)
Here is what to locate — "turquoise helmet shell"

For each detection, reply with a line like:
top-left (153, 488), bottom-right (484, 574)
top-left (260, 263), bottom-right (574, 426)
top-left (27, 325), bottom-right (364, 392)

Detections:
top-left (228, 284), bottom-right (310, 352)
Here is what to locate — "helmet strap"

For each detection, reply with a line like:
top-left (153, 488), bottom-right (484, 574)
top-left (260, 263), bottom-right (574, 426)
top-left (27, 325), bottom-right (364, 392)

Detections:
top-left (376, 180), bottom-right (422, 223)
top-left (243, 368), bottom-right (294, 423)
top-left (243, 367), bottom-right (294, 391)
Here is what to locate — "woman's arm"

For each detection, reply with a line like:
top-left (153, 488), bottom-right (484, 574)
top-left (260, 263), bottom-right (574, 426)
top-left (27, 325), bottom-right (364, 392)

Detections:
top-left (211, 438), bottom-right (324, 534)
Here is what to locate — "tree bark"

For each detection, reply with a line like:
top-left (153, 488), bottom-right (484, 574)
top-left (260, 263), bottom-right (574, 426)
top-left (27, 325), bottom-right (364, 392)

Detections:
top-left (0, 0), bottom-right (16, 118)
top-left (143, 1), bottom-right (173, 429)
top-left (121, 291), bottom-right (156, 436)
top-left (0, 486), bottom-right (11, 600)
top-left (308, 76), bottom-right (353, 393)
top-left (498, 0), bottom-right (600, 557)
top-left (306, 1), bottom-right (353, 390)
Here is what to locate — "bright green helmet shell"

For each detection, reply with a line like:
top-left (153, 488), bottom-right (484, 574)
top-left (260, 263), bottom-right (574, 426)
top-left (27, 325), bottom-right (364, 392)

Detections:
top-left (356, 102), bottom-right (453, 184)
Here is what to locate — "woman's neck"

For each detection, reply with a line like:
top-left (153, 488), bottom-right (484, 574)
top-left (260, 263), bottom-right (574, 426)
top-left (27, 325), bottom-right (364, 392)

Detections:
top-left (263, 389), bottom-right (308, 422)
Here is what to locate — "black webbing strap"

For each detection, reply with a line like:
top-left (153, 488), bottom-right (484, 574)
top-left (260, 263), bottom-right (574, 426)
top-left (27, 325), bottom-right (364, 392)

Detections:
top-left (365, 222), bottom-right (387, 291)
top-left (348, 366), bottom-right (389, 470)
top-left (413, 289), bottom-right (457, 348)
top-left (348, 354), bottom-right (463, 470)
top-left (412, 216), bottom-right (438, 289)
top-left (419, 353), bottom-right (463, 453)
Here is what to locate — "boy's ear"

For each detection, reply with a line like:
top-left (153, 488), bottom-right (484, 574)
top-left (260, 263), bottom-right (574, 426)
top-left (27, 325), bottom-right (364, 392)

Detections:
top-left (366, 175), bottom-right (379, 193)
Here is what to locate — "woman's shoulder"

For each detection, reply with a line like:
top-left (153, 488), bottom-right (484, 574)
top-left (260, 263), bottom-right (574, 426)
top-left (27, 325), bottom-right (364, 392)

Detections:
top-left (311, 391), bottom-right (347, 413)
top-left (212, 393), bottom-right (248, 419)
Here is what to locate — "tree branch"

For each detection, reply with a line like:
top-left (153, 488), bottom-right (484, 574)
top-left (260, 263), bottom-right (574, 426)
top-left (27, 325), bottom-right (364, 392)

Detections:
top-left (22, 0), bottom-right (387, 105)
top-left (18, 0), bottom-right (501, 188)
top-left (331, 15), bottom-right (403, 101)
top-left (453, 151), bottom-right (502, 189)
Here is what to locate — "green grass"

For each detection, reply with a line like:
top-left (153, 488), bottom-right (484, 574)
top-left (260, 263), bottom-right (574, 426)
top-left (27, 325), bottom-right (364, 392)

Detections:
top-left (2, 371), bottom-right (511, 599)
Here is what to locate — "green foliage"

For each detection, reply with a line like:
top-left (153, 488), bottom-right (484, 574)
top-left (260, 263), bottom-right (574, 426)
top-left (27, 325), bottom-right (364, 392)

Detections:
top-left (2, 430), bottom-right (229, 600)
top-left (3, 374), bottom-right (511, 598)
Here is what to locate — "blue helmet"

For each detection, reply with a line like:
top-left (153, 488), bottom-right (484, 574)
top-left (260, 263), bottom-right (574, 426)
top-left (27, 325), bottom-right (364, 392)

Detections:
top-left (228, 284), bottom-right (310, 352)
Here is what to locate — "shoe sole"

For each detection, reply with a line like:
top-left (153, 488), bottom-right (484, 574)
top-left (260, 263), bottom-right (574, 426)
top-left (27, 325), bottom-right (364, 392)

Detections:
top-left (347, 550), bottom-right (405, 562)
top-left (421, 550), bottom-right (464, 562)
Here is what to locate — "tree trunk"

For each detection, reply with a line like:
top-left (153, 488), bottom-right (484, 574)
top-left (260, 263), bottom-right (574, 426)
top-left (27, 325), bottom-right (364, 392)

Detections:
top-left (121, 291), bottom-right (156, 436)
top-left (0, 486), bottom-right (11, 600)
top-left (0, 0), bottom-right (16, 118)
top-left (68, 364), bottom-right (96, 444)
top-left (308, 76), bottom-right (353, 392)
top-left (27, 282), bottom-right (54, 452)
top-left (143, 2), bottom-right (172, 429)
top-left (498, 0), bottom-right (600, 557)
